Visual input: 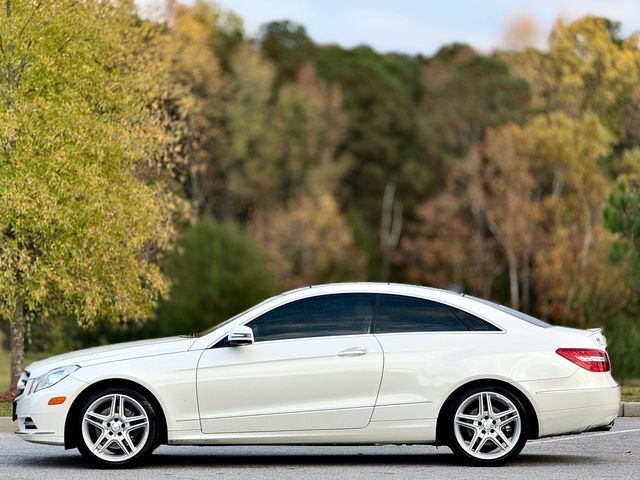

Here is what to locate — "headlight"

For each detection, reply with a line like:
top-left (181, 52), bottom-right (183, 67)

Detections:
top-left (33, 365), bottom-right (80, 392)
top-left (16, 371), bottom-right (30, 397)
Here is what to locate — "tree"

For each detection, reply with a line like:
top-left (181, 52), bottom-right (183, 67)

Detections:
top-left (420, 54), bottom-right (530, 172)
top-left (465, 124), bottom-right (539, 311)
top-left (0, 1), bottom-right (178, 390)
top-left (248, 194), bottom-right (366, 288)
top-left (399, 187), bottom-right (501, 299)
top-left (259, 20), bottom-right (315, 88)
top-left (604, 175), bottom-right (640, 293)
top-left (506, 17), bottom-right (640, 139)
top-left (154, 0), bottom-right (226, 215)
top-left (315, 45), bottom-right (422, 227)
top-left (499, 16), bottom-right (640, 328)
top-left (221, 48), bottom-right (349, 218)
top-left (600, 158), bottom-right (640, 375)
top-left (219, 42), bottom-right (276, 218)
top-left (524, 112), bottom-right (617, 324)
top-left (399, 123), bottom-right (536, 306)
top-left (400, 110), bottom-right (624, 322)
top-left (269, 63), bottom-right (350, 200)
top-left (154, 218), bottom-right (276, 336)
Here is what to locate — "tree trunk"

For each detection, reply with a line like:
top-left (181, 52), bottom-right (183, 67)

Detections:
top-left (10, 292), bottom-right (25, 392)
top-left (380, 183), bottom-right (402, 282)
top-left (5, 0), bottom-right (24, 392)
top-left (521, 245), bottom-right (531, 313)
top-left (507, 253), bottom-right (520, 311)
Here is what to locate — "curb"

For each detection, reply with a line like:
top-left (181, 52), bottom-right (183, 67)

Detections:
top-left (0, 404), bottom-right (639, 433)
top-left (0, 417), bottom-right (14, 433)
top-left (619, 402), bottom-right (640, 417)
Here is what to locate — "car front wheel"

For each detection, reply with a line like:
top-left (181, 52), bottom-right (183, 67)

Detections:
top-left (446, 386), bottom-right (528, 465)
top-left (75, 387), bottom-right (158, 467)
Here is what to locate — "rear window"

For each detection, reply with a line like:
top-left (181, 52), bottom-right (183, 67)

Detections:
top-left (450, 307), bottom-right (501, 331)
top-left (469, 296), bottom-right (552, 328)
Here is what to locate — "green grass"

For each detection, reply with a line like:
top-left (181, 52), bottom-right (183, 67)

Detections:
top-left (622, 386), bottom-right (640, 402)
top-left (0, 402), bottom-right (11, 417)
top-left (0, 336), bottom-right (52, 392)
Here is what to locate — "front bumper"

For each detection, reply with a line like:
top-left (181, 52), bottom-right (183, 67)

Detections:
top-left (13, 375), bottom-right (87, 446)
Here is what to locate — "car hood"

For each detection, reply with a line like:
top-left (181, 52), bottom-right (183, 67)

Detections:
top-left (26, 336), bottom-right (197, 377)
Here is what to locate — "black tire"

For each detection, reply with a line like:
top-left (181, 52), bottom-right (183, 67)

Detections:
top-left (444, 385), bottom-right (529, 466)
top-left (75, 386), bottom-right (159, 468)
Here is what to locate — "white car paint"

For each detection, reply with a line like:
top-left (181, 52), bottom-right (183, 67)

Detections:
top-left (14, 282), bottom-right (620, 457)
top-left (197, 334), bottom-right (384, 433)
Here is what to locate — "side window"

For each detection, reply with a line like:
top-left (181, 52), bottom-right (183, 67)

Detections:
top-left (246, 293), bottom-right (376, 342)
top-left (450, 307), bottom-right (501, 332)
top-left (374, 294), bottom-right (468, 333)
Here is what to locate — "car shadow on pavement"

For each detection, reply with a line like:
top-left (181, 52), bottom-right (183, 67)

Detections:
top-left (146, 452), bottom-right (604, 468)
top-left (21, 452), bottom-right (603, 470)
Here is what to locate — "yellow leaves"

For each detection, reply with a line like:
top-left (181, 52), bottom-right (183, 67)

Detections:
top-left (525, 112), bottom-right (612, 214)
top-left (508, 16), bottom-right (640, 136)
top-left (501, 25), bottom-right (640, 234)
top-left (0, 0), bottom-right (179, 325)
top-left (527, 111), bottom-right (612, 164)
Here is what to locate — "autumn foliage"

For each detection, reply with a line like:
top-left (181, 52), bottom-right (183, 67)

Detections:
top-left (2, 3), bottom-right (640, 384)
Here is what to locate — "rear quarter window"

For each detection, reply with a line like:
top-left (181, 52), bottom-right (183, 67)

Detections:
top-left (450, 307), bottom-right (501, 331)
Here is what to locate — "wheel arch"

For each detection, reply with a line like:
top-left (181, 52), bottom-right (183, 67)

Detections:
top-left (435, 378), bottom-right (539, 444)
top-left (64, 378), bottom-right (168, 450)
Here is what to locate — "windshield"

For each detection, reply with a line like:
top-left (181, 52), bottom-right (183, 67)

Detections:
top-left (468, 296), bottom-right (552, 328)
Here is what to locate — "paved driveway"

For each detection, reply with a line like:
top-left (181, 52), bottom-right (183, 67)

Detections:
top-left (1, 417), bottom-right (638, 479)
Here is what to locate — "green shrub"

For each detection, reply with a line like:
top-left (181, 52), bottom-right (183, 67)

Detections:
top-left (605, 314), bottom-right (640, 381)
top-left (152, 217), bottom-right (278, 337)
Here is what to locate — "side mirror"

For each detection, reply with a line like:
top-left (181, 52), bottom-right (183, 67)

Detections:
top-left (227, 326), bottom-right (254, 346)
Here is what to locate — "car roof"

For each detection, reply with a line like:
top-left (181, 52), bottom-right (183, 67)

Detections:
top-left (191, 282), bottom-right (549, 349)
top-left (280, 281), bottom-right (458, 297)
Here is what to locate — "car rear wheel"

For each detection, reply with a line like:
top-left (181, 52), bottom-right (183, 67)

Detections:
top-left (446, 386), bottom-right (528, 465)
top-left (75, 387), bottom-right (158, 468)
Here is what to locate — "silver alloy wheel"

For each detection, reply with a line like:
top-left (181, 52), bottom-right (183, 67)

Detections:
top-left (81, 394), bottom-right (150, 463)
top-left (453, 391), bottom-right (521, 460)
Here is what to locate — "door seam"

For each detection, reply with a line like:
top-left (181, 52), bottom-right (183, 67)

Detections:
top-left (367, 293), bottom-right (385, 425)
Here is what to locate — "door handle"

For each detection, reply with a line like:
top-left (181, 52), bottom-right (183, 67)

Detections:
top-left (337, 346), bottom-right (368, 357)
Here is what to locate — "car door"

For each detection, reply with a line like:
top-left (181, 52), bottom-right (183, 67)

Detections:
top-left (196, 293), bottom-right (383, 434)
top-left (371, 294), bottom-right (501, 422)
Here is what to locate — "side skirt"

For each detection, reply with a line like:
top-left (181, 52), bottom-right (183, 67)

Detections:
top-left (168, 418), bottom-right (437, 446)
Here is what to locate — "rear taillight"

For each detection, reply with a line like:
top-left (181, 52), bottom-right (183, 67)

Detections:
top-left (556, 348), bottom-right (610, 372)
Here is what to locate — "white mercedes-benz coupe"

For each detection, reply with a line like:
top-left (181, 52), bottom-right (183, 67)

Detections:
top-left (13, 283), bottom-right (620, 467)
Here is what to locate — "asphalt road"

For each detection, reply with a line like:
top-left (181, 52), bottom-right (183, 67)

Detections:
top-left (1, 418), bottom-right (639, 480)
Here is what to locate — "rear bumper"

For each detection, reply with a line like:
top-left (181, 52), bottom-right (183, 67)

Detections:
top-left (531, 384), bottom-right (620, 438)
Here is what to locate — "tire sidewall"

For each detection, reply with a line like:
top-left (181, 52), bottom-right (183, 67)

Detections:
top-left (445, 385), bottom-right (529, 466)
top-left (75, 386), bottom-right (158, 468)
